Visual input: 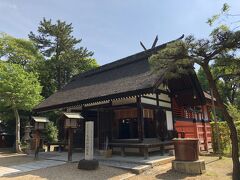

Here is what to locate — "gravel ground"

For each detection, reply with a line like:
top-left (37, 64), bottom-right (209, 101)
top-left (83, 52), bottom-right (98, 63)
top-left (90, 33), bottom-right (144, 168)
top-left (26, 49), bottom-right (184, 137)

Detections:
top-left (0, 152), bottom-right (233, 180)
top-left (129, 156), bottom-right (232, 180)
top-left (0, 163), bottom-right (131, 180)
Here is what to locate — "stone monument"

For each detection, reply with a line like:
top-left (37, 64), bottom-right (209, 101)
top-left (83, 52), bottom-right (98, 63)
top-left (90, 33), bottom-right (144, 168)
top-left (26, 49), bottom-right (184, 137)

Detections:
top-left (85, 121), bottom-right (94, 160)
top-left (78, 121), bottom-right (99, 170)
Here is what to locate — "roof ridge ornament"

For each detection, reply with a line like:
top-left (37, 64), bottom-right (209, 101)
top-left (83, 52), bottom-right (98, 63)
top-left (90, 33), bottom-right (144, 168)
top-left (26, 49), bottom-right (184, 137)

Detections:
top-left (140, 34), bottom-right (185, 52)
top-left (140, 35), bottom-right (159, 51)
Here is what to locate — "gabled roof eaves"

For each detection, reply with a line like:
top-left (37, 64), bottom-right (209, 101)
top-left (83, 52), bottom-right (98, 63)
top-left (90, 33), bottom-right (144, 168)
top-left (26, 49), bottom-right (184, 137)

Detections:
top-left (34, 87), bottom-right (155, 112)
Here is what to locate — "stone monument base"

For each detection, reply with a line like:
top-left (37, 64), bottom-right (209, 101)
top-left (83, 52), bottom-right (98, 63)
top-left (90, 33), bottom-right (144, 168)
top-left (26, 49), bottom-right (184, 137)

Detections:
top-left (78, 159), bottom-right (99, 170)
top-left (172, 160), bottom-right (206, 174)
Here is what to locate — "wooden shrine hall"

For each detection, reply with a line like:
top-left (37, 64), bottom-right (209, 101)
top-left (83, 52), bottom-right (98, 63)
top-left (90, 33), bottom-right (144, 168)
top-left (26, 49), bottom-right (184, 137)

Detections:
top-left (33, 37), bottom-right (207, 158)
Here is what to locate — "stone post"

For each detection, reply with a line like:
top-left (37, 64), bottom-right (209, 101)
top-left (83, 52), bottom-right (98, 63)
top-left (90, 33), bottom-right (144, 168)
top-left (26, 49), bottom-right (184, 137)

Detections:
top-left (85, 121), bottom-right (93, 160)
top-left (78, 121), bottom-right (99, 170)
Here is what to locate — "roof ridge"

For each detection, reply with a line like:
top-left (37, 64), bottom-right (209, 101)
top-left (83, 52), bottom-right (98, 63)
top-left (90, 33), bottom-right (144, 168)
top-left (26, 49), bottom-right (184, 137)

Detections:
top-left (71, 34), bottom-right (184, 81)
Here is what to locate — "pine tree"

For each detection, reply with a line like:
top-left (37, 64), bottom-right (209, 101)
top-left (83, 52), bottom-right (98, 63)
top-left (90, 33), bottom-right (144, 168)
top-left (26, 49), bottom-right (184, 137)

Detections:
top-left (29, 18), bottom-right (97, 95)
top-left (149, 30), bottom-right (240, 179)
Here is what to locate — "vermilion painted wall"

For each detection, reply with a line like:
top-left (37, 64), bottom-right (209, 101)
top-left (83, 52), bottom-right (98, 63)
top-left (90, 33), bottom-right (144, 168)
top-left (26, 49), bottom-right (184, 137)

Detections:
top-left (175, 120), bottom-right (212, 151)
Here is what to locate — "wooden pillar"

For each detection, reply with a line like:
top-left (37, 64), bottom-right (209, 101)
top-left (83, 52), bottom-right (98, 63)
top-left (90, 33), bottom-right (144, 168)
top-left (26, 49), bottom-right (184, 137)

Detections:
top-left (68, 128), bottom-right (73, 162)
top-left (47, 144), bottom-right (50, 152)
top-left (155, 109), bottom-right (159, 138)
top-left (203, 122), bottom-right (209, 151)
top-left (34, 130), bottom-right (40, 160)
top-left (194, 122), bottom-right (201, 151)
top-left (137, 96), bottom-right (144, 142)
top-left (170, 95), bottom-right (176, 131)
top-left (156, 92), bottom-right (159, 106)
top-left (156, 92), bottom-right (160, 138)
top-left (144, 147), bottom-right (149, 159)
top-left (194, 122), bottom-right (199, 139)
top-left (201, 105), bottom-right (208, 151)
top-left (109, 101), bottom-right (112, 142)
top-left (97, 108), bottom-right (100, 150)
top-left (120, 146), bottom-right (125, 157)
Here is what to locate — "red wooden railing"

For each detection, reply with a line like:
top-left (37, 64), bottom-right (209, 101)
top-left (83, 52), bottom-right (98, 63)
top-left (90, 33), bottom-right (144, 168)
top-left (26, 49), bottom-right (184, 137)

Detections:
top-left (172, 99), bottom-right (210, 121)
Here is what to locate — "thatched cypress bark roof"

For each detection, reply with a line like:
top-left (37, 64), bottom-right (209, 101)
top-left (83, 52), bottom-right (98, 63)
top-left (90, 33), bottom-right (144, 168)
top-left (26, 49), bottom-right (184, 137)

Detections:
top-left (34, 35), bottom-right (205, 112)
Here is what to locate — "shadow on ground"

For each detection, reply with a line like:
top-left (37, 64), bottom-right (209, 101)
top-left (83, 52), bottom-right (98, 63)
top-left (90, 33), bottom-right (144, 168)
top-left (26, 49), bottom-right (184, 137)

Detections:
top-left (155, 169), bottom-right (198, 179)
top-left (0, 153), bottom-right (34, 167)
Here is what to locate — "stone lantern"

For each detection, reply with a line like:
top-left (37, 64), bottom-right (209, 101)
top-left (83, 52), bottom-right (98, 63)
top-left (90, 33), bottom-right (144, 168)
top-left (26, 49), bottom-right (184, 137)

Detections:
top-left (23, 123), bottom-right (33, 154)
top-left (23, 123), bottom-right (33, 142)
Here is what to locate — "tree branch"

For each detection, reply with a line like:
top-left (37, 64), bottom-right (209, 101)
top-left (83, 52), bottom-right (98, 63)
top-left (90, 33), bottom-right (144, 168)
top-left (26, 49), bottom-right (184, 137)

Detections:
top-left (214, 72), bottom-right (240, 81)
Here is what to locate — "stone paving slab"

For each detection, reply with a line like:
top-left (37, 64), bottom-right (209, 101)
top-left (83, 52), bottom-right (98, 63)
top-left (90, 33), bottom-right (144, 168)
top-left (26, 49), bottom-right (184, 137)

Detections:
top-left (10, 166), bottom-right (33, 172)
top-left (36, 152), bottom-right (174, 164)
top-left (17, 164), bottom-right (41, 170)
top-left (31, 152), bottom-right (174, 174)
top-left (0, 167), bottom-right (20, 173)
top-left (0, 160), bottom-right (66, 177)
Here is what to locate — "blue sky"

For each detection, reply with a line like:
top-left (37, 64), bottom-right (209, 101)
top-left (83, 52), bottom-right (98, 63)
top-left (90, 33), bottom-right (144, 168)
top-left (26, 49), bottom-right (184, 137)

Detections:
top-left (0, 0), bottom-right (239, 65)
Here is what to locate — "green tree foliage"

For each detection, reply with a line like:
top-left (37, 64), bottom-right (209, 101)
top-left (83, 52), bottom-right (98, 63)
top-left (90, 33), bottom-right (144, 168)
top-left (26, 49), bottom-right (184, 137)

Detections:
top-left (41, 111), bottom-right (61, 142)
top-left (197, 66), bottom-right (240, 108)
top-left (207, 3), bottom-right (230, 26)
top-left (0, 33), bottom-right (44, 70)
top-left (196, 68), bottom-right (209, 91)
top-left (207, 3), bottom-right (240, 34)
top-left (211, 121), bottom-right (239, 155)
top-left (0, 106), bottom-right (15, 134)
top-left (150, 41), bottom-right (193, 83)
top-left (213, 57), bottom-right (240, 107)
top-left (0, 62), bottom-right (42, 152)
top-left (0, 34), bottom-right (44, 151)
top-left (228, 104), bottom-right (240, 122)
top-left (44, 121), bottom-right (58, 143)
top-left (149, 29), bottom-right (240, 179)
top-left (29, 18), bottom-right (98, 96)
top-left (211, 105), bottom-right (240, 155)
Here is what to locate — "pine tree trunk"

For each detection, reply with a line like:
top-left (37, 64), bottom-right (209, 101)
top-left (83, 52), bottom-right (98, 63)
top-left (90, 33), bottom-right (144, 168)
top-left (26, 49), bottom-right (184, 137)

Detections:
top-left (202, 65), bottom-right (240, 179)
top-left (56, 42), bottom-right (62, 90)
top-left (57, 67), bottom-right (62, 90)
top-left (13, 108), bottom-right (22, 153)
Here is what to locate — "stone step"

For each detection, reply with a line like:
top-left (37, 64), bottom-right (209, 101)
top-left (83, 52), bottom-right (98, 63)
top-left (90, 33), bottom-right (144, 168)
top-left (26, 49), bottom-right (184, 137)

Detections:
top-left (100, 160), bottom-right (151, 174)
top-left (97, 155), bottom-right (174, 167)
top-left (144, 156), bottom-right (175, 167)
